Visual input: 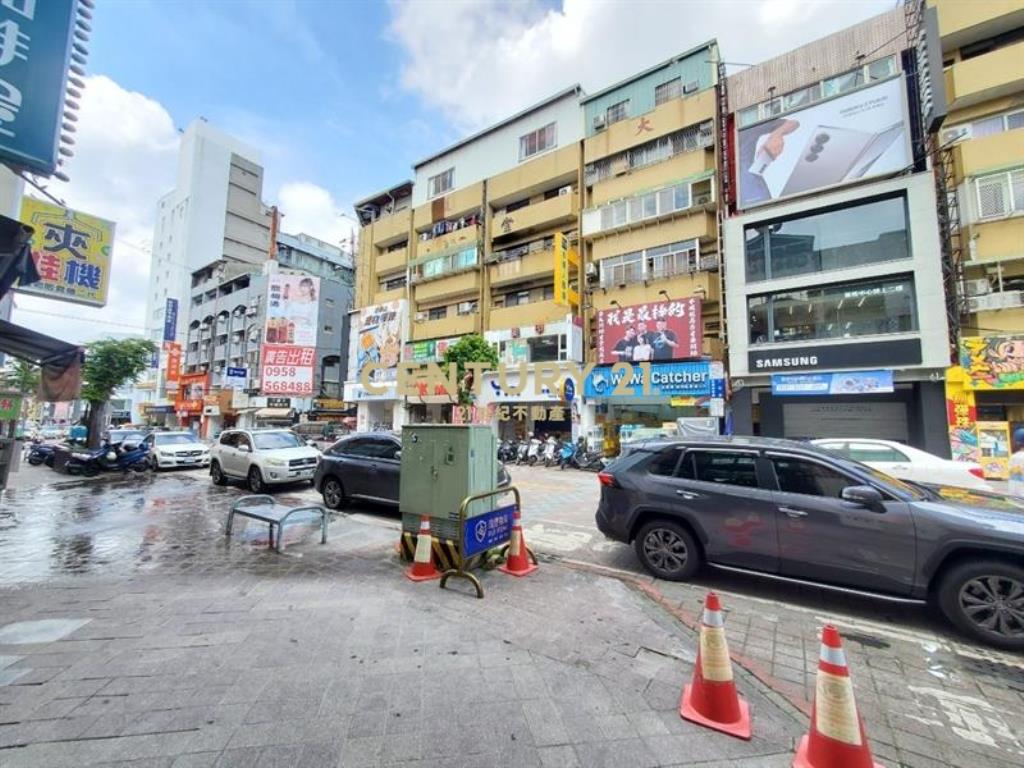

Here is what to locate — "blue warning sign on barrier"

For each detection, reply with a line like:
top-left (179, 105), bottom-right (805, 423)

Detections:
top-left (463, 504), bottom-right (515, 557)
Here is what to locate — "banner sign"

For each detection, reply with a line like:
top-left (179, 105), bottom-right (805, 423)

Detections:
top-left (584, 361), bottom-right (715, 399)
top-left (596, 298), bottom-right (701, 364)
top-left (736, 77), bottom-right (912, 209)
top-left (749, 339), bottom-right (921, 373)
top-left (403, 337), bottom-right (459, 363)
top-left (163, 342), bottom-right (181, 386)
top-left (353, 300), bottom-right (404, 382)
top-left (959, 336), bottom-right (1024, 390)
top-left (163, 298), bottom-right (178, 342)
top-left (552, 232), bottom-right (580, 309)
top-left (265, 274), bottom-right (320, 346)
top-left (771, 370), bottom-right (894, 396)
top-left (462, 504), bottom-right (515, 558)
top-left (175, 373), bottom-right (208, 414)
top-left (0, 395), bottom-right (22, 421)
top-left (18, 197), bottom-right (114, 307)
top-left (224, 366), bottom-right (247, 390)
top-left (0, 0), bottom-right (76, 175)
top-left (261, 344), bottom-right (315, 395)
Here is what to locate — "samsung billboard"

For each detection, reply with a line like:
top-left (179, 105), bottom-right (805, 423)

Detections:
top-left (735, 76), bottom-right (912, 210)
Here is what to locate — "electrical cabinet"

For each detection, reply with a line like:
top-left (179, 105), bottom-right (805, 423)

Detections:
top-left (399, 424), bottom-right (497, 541)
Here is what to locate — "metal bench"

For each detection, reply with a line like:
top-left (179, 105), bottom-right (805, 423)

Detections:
top-left (226, 495), bottom-right (327, 553)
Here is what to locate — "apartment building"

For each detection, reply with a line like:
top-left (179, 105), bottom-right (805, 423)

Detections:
top-left (135, 120), bottom-right (272, 422)
top-left (578, 43), bottom-right (724, 450)
top-left (931, 0), bottom-right (1024, 475)
top-left (723, 8), bottom-right (953, 455)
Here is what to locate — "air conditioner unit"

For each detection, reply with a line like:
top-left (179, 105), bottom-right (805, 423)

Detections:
top-left (558, 185), bottom-right (572, 196)
top-left (612, 158), bottom-right (629, 176)
top-left (965, 278), bottom-right (991, 296)
top-left (684, 81), bottom-right (699, 94)
top-left (592, 115), bottom-right (606, 131)
top-left (415, 311), bottom-right (428, 322)
top-left (694, 193), bottom-right (711, 206)
top-left (941, 124), bottom-right (971, 145)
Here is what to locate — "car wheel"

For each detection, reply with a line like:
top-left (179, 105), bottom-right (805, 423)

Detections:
top-left (937, 559), bottom-right (1024, 650)
top-left (210, 461), bottom-right (227, 486)
top-left (149, 456), bottom-right (160, 472)
top-left (82, 463), bottom-right (100, 478)
top-left (44, 455), bottom-right (54, 468)
top-left (28, 456), bottom-right (42, 466)
top-left (322, 477), bottom-right (347, 510)
top-left (247, 466), bottom-right (265, 493)
top-left (634, 519), bottom-right (701, 582)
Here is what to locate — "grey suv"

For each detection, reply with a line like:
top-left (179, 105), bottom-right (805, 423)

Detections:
top-left (595, 436), bottom-right (1024, 649)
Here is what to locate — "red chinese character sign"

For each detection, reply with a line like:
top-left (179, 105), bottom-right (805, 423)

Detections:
top-left (261, 344), bottom-right (315, 395)
top-left (18, 196), bottom-right (114, 307)
top-left (596, 298), bottom-right (702, 364)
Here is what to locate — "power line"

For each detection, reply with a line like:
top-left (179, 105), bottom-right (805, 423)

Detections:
top-left (12, 306), bottom-right (147, 332)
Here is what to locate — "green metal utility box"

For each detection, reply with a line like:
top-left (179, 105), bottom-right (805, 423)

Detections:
top-left (399, 424), bottom-right (497, 542)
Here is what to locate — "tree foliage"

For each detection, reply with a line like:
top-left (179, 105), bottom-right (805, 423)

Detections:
top-left (441, 334), bottom-right (499, 405)
top-left (1, 359), bottom-right (40, 396)
top-left (81, 338), bottom-right (157, 447)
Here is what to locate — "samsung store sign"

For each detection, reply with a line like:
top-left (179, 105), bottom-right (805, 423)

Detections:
top-left (749, 339), bottom-right (921, 373)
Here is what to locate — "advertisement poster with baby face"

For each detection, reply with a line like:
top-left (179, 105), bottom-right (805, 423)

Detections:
top-left (735, 76), bottom-right (911, 209)
top-left (264, 275), bottom-right (321, 346)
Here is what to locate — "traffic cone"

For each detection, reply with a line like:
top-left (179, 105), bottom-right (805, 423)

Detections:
top-left (680, 592), bottom-right (751, 739)
top-left (406, 516), bottom-right (441, 582)
top-left (498, 506), bottom-right (537, 577)
top-left (793, 625), bottom-right (883, 768)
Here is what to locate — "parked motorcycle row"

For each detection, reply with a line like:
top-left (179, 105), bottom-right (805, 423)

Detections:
top-left (498, 434), bottom-right (610, 471)
top-left (26, 437), bottom-right (151, 477)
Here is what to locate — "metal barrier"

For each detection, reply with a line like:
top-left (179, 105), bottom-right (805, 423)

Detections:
top-left (440, 485), bottom-right (531, 599)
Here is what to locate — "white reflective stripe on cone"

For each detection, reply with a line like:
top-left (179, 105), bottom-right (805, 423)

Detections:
top-left (820, 645), bottom-right (847, 667)
top-left (702, 609), bottom-right (724, 628)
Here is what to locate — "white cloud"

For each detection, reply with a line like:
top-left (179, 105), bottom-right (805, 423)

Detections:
top-left (276, 181), bottom-right (357, 250)
top-left (12, 75), bottom-right (180, 344)
top-left (388, 0), bottom-right (895, 132)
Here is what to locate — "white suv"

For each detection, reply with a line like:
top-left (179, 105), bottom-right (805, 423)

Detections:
top-left (210, 429), bottom-right (320, 492)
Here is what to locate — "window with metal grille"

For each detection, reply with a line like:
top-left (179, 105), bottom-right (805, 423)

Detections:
top-left (606, 100), bottom-right (630, 124)
top-left (654, 78), bottom-right (682, 106)
top-left (428, 168), bottom-right (454, 198)
top-left (427, 306), bottom-right (447, 320)
top-left (975, 170), bottom-right (1024, 219)
top-left (584, 122), bottom-right (713, 184)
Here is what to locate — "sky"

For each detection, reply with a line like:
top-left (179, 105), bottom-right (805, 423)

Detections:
top-left (12, 0), bottom-right (894, 343)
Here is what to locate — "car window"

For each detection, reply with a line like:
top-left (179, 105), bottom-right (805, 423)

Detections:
top-left (816, 442), bottom-right (848, 456)
top-left (219, 432), bottom-right (237, 447)
top-left (771, 457), bottom-right (856, 498)
top-left (236, 434), bottom-right (253, 451)
top-left (847, 443), bottom-right (909, 463)
top-left (335, 438), bottom-right (377, 457)
top-left (252, 431), bottom-right (300, 450)
top-left (374, 440), bottom-right (401, 460)
top-left (647, 447), bottom-right (682, 476)
top-left (690, 451), bottom-right (758, 488)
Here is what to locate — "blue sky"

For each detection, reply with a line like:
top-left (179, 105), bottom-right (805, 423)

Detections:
top-left (15, 0), bottom-right (893, 341)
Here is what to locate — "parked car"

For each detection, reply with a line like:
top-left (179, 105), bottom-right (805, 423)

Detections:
top-left (210, 428), bottom-right (320, 492)
top-left (106, 428), bottom-right (150, 446)
top-left (811, 438), bottom-right (991, 491)
top-left (314, 432), bottom-right (511, 510)
top-left (595, 436), bottom-right (1024, 649)
top-left (143, 431), bottom-right (210, 471)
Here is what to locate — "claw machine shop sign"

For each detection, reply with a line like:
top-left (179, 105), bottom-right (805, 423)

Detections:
top-left (260, 344), bottom-right (315, 395)
top-left (17, 197), bottom-right (114, 307)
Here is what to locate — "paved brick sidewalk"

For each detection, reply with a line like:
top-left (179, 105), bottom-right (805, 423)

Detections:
top-left (0, 512), bottom-right (803, 767)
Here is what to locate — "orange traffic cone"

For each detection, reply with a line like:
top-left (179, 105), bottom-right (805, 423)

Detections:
top-left (680, 592), bottom-right (751, 740)
top-left (498, 506), bottom-right (537, 577)
top-left (793, 625), bottom-right (883, 768)
top-left (406, 516), bottom-right (441, 582)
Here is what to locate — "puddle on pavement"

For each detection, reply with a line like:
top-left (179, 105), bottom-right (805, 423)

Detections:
top-left (0, 474), bottom-right (328, 582)
top-left (0, 618), bottom-right (90, 644)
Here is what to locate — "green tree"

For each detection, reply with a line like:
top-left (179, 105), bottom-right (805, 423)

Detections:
top-left (81, 338), bottom-right (157, 447)
top-left (441, 334), bottom-right (499, 405)
top-left (2, 359), bottom-right (40, 396)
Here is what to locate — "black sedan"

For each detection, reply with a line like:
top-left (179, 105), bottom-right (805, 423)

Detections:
top-left (314, 432), bottom-right (510, 509)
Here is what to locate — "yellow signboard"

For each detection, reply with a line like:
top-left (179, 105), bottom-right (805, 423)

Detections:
top-left (18, 196), bottom-right (114, 307)
top-left (552, 232), bottom-right (580, 309)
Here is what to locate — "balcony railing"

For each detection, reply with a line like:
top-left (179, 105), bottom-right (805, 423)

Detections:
top-left (582, 174), bottom-right (714, 238)
top-left (410, 243), bottom-right (480, 285)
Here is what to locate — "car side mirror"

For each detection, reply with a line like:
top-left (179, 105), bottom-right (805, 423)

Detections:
top-left (394, 450), bottom-right (402, 460)
top-left (306, 439), bottom-right (317, 447)
top-left (842, 485), bottom-right (884, 511)
top-left (239, 444), bottom-right (251, 453)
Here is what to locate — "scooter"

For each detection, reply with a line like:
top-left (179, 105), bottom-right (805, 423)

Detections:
top-left (558, 439), bottom-right (575, 470)
top-left (514, 438), bottom-right (530, 465)
top-left (67, 441), bottom-right (150, 477)
top-left (27, 441), bottom-right (57, 467)
top-left (541, 436), bottom-right (558, 467)
top-left (497, 439), bottom-right (517, 463)
top-left (525, 435), bottom-right (543, 466)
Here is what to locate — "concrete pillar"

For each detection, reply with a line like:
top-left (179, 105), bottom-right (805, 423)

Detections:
top-left (730, 386), bottom-right (754, 436)
top-left (917, 380), bottom-right (950, 458)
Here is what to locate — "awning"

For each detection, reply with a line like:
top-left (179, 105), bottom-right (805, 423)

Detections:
top-left (0, 318), bottom-right (81, 365)
top-left (255, 407), bottom-right (294, 419)
top-left (233, 406), bottom-right (260, 414)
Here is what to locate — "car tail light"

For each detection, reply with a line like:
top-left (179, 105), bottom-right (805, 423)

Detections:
top-left (968, 466), bottom-right (985, 479)
top-left (598, 472), bottom-right (619, 488)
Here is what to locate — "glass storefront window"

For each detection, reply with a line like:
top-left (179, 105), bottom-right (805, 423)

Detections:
top-left (748, 275), bottom-right (917, 344)
top-left (745, 195), bottom-right (909, 282)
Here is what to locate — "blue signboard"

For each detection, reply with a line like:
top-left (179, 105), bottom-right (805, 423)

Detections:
top-left (0, 0), bottom-right (77, 176)
top-left (771, 370), bottom-right (894, 396)
top-left (562, 377), bottom-right (575, 403)
top-left (463, 504), bottom-right (515, 558)
top-left (583, 362), bottom-right (714, 399)
top-left (163, 298), bottom-right (178, 342)
top-left (224, 366), bottom-right (247, 390)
